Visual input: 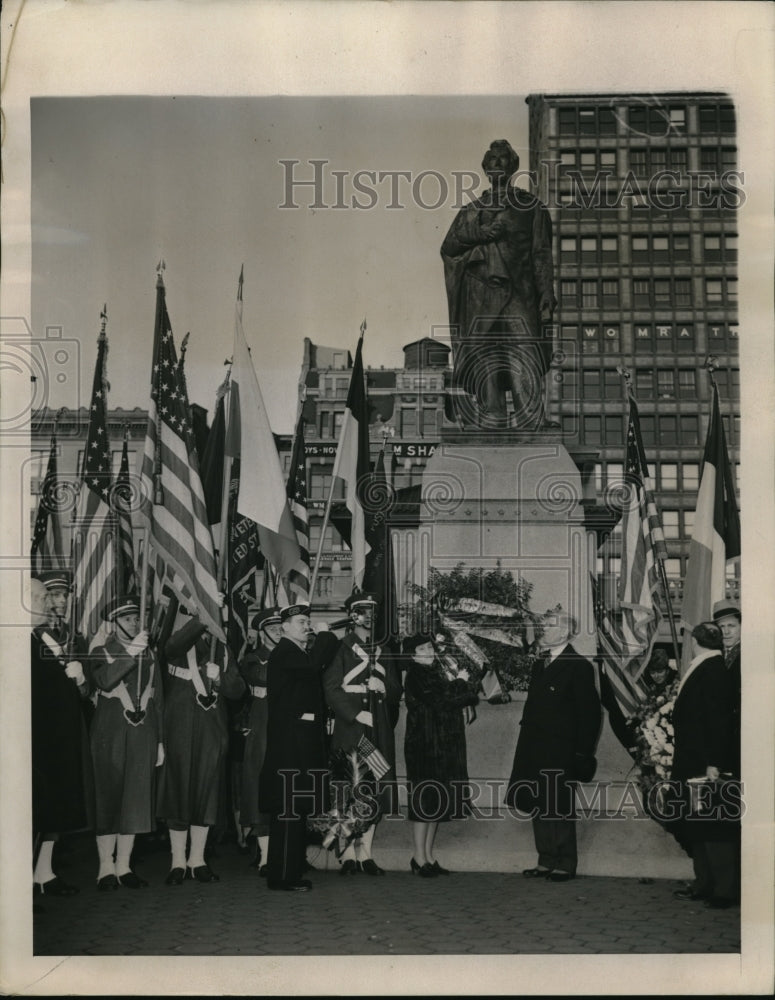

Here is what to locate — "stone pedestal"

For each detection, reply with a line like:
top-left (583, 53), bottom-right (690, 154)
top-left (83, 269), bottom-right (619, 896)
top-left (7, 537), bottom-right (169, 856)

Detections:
top-left (394, 436), bottom-right (596, 655)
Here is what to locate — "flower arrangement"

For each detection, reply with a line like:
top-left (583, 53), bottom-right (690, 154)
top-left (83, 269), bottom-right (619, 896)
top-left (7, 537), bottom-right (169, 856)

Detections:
top-left (399, 563), bottom-right (544, 695)
top-left (629, 678), bottom-right (680, 796)
top-left (307, 747), bottom-right (383, 856)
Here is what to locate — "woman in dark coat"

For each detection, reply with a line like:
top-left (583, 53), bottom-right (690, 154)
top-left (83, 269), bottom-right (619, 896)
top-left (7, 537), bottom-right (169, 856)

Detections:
top-left (403, 634), bottom-right (479, 877)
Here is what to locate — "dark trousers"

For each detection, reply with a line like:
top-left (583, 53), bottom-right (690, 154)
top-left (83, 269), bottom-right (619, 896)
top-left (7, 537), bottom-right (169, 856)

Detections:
top-left (533, 817), bottom-right (577, 875)
top-left (267, 813), bottom-right (307, 885)
top-left (691, 838), bottom-right (739, 901)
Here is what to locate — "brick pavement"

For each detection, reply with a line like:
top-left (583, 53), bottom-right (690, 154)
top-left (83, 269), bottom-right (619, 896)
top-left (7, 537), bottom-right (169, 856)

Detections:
top-left (31, 833), bottom-right (740, 957)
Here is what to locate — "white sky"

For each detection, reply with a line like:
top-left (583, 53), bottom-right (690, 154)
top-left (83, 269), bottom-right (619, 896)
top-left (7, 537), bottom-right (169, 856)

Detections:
top-left (32, 95), bottom-right (528, 433)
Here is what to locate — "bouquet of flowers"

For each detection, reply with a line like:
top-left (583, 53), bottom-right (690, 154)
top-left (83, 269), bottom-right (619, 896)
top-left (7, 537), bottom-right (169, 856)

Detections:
top-left (307, 744), bottom-right (384, 856)
top-left (629, 678), bottom-right (679, 796)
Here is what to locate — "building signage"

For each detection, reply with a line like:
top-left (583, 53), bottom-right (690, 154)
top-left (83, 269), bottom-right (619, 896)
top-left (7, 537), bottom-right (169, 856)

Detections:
top-left (304, 443), bottom-right (339, 457)
top-left (393, 441), bottom-right (437, 459)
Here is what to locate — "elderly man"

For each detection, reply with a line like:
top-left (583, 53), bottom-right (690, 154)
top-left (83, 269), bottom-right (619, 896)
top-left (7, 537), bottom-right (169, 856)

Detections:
top-left (324, 592), bottom-right (402, 876)
top-left (259, 605), bottom-right (339, 892)
top-left (713, 599), bottom-right (741, 778)
top-left (671, 621), bottom-right (739, 909)
top-left (507, 611), bottom-right (601, 882)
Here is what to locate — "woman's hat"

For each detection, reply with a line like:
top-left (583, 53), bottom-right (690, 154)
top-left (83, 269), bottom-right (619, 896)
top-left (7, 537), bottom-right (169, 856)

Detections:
top-left (403, 632), bottom-right (435, 656)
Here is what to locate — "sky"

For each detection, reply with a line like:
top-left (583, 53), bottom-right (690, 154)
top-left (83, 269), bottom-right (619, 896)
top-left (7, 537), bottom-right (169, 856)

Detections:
top-left (32, 95), bottom-right (528, 434)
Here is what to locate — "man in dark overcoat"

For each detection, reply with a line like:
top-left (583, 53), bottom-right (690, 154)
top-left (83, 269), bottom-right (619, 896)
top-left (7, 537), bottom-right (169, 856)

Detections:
top-left (324, 593), bottom-right (402, 875)
top-left (670, 621), bottom-right (739, 908)
top-left (507, 612), bottom-right (601, 881)
top-left (259, 604), bottom-right (339, 891)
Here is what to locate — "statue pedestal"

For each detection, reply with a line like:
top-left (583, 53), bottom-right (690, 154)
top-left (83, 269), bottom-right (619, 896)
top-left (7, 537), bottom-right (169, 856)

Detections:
top-left (395, 437), bottom-right (596, 655)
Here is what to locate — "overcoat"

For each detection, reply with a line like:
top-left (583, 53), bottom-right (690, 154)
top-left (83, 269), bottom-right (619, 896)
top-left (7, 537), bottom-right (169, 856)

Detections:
top-left (259, 633), bottom-right (337, 816)
top-left (156, 617), bottom-right (244, 828)
top-left (507, 643), bottom-right (601, 817)
top-left (31, 626), bottom-right (90, 834)
top-left (238, 642), bottom-right (271, 828)
top-left (89, 633), bottom-right (162, 835)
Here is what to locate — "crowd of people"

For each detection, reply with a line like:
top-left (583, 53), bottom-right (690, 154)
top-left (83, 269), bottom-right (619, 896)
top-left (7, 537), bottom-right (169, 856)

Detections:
top-left (30, 575), bottom-right (742, 905)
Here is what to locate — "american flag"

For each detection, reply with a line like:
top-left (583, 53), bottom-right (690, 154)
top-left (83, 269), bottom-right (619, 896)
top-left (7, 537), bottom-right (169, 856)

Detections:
top-left (72, 314), bottom-right (117, 638)
top-left (285, 408), bottom-right (311, 600)
top-left (114, 428), bottom-right (136, 592)
top-left (357, 734), bottom-right (391, 781)
top-left (31, 430), bottom-right (66, 576)
top-left (593, 577), bottom-right (648, 717)
top-left (597, 393), bottom-right (667, 716)
top-left (138, 272), bottom-right (225, 641)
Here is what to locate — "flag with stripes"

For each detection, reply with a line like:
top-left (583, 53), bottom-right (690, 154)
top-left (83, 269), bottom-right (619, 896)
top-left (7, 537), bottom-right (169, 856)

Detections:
top-left (227, 269), bottom-right (300, 579)
top-left (593, 577), bottom-right (649, 717)
top-left (31, 431), bottom-right (66, 576)
top-left (285, 409), bottom-right (311, 600)
top-left (331, 324), bottom-right (371, 589)
top-left (114, 429), bottom-right (136, 593)
top-left (616, 393), bottom-right (667, 668)
top-left (357, 733), bottom-right (391, 782)
top-left (139, 272), bottom-right (225, 641)
top-left (680, 381), bottom-right (740, 666)
top-left (72, 318), bottom-right (117, 638)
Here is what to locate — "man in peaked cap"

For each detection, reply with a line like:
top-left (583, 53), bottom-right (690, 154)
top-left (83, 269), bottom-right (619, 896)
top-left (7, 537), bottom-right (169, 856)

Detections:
top-left (324, 592), bottom-right (402, 876)
top-left (238, 608), bottom-right (283, 873)
top-left (89, 593), bottom-right (162, 890)
top-left (259, 604), bottom-right (340, 891)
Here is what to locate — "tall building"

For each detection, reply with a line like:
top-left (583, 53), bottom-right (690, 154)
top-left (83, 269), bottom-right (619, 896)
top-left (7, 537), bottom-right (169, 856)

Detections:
top-left (526, 92), bottom-right (741, 626)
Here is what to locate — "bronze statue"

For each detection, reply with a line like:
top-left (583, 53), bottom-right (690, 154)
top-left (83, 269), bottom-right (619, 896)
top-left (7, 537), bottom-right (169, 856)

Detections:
top-left (441, 139), bottom-right (557, 430)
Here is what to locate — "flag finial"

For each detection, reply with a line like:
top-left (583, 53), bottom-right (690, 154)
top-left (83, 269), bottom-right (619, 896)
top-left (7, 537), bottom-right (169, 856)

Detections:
top-left (156, 259), bottom-right (166, 286)
top-left (360, 317), bottom-right (367, 338)
top-left (238, 265), bottom-right (244, 302)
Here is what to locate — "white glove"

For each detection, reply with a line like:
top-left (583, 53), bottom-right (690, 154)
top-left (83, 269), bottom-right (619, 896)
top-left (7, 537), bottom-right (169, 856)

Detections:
top-left (65, 660), bottom-right (86, 685)
top-left (156, 743), bottom-right (165, 767)
top-left (457, 669), bottom-right (470, 682)
top-left (205, 661), bottom-right (220, 681)
top-left (367, 676), bottom-right (386, 695)
top-left (355, 710), bottom-right (373, 727)
top-left (216, 592), bottom-right (226, 608)
top-left (127, 630), bottom-right (149, 657)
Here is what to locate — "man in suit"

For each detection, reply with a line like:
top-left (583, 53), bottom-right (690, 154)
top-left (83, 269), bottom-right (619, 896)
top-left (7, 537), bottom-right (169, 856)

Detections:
top-left (507, 611), bottom-right (601, 882)
top-left (671, 621), bottom-right (739, 909)
top-left (259, 605), bottom-right (338, 892)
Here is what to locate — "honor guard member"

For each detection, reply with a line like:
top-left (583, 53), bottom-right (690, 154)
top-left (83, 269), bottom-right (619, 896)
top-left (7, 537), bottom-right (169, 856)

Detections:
top-left (712, 599), bottom-right (741, 778)
top-left (31, 576), bottom-right (90, 897)
top-left (238, 608), bottom-right (282, 874)
top-left (156, 597), bottom-right (245, 885)
top-left (259, 604), bottom-right (339, 892)
top-left (324, 592), bottom-right (402, 876)
top-left (89, 594), bottom-right (163, 890)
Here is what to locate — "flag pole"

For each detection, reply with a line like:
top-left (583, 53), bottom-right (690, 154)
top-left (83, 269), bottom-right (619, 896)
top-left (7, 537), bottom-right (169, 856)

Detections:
top-left (617, 365), bottom-right (681, 670)
top-left (310, 319), bottom-right (366, 601)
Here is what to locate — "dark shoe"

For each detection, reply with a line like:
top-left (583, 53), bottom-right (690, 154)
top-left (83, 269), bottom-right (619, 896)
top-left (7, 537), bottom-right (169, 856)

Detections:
top-left (546, 870), bottom-right (575, 883)
top-left (339, 859), bottom-right (359, 876)
top-left (430, 860), bottom-right (450, 876)
top-left (117, 870), bottom-right (148, 889)
top-left (410, 858), bottom-right (437, 878)
top-left (165, 867), bottom-right (186, 886)
top-left (34, 876), bottom-right (79, 897)
top-left (705, 896), bottom-right (738, 909)
top-left (359, 859), bottom-right (385, 877)
top-left (97, 874), bottom-right (119, 892)
top-left (522, 866), bottom-right (551, 878)
top-left (258, 865), bottom-right (268, 878)
top-left (188, 864), bottom-right (220, 883)
top-left (673, 888), bottom-right (708, 902)
top-left (267, 879), bottom-right (312, 892)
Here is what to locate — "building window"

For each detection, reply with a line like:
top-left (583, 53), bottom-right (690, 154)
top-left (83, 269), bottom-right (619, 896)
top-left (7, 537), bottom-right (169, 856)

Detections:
top-left (580, 236), bottom-right (597, 262)
top-left (600, 150), bottom-right (617, 172)
top-left (580, 151), bottom-right (597, 174)
top-left (703, 234), bottom-right (721, 260)
top-left (659, 415), bottom-right (678, 445)
top-left (602, 326), bottom-right (621, 353)
top-left (713, 368), bottom-right (740, 401)
top-left (559, 150), bottom-right (577, 169)
top-left (662, 511), bottom-right (680, 539)
top-left (561, 280), bottom-right (577, 307)
top-left (582, 370), bottom-right (600, 398)
top-left (682, 463), bottom-right (699, 491)
top-left (653, 279), bottom-right (671, 305)
top-left (635, 370), bottom-right (653, 396)
top-left (674, 278), bottom-right (692, 308)
top-left (605, 414), bottom-right (623, 444)
top-left (581, 280), bottom-right (598, 309)
top-left (319, 412), bottom-right (330, 438)
top-left (671, 148), bottom-right (688, 172)
top-left (633, 279), bottom-right (650, 306)
top-left (606, 462), bottom-right (624, 488)
top-left (582, 326), bottom-right (600, 354)
top-left (634, 324), bottom-right (654, 352)
top-left (639, 415), bottom-right (656, 445)
top-left (558, 108), bottom-right (576, 135)
top-left (400, 408), bottom-right (417, 437)
top-left (309, 472), bottom-right (332, 501)
top-left (660, 463), bottom-right (678, 489)
top-left (675, 325), bottom-right (695, 354)
top-left (680, 416), bottom-right (699, 446)
top-left (683, 509), bottom-right (695, 537)
top-left (632, 237), bottom-right (649, 262)
top-left (669, 106), bottom-right (686, 133)
top-left (584, 416), bottom-right (601, 443)
top-left (657, 370), bottom-right (676, 399)
top-left (598, 107), bottom-right (617, 136)
top-left (421, 407), bottom-right (437, 437)
top-left (601, 237), bottom-right (618, 262)
top-left (677, 370), bottom-right (697, 398)
top-left (629, 149), bottom-right (647, 176)
top-left (601, 280), bottom-right (619, 307)
top-left (333, 411), bottom-right (344, 439)
top-left (560, 237), bottom-right (577, 259)
top-left (652, 235), bottom-right (669, 261)
top-left (699, 103), bottom-right (736, 134)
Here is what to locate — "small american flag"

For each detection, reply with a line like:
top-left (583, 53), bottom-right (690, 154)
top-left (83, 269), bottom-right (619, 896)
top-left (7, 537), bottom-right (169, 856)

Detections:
top-left (72, 313), bottom-right (117, 638)
top-left (357, 734), bottom-right (390, 781)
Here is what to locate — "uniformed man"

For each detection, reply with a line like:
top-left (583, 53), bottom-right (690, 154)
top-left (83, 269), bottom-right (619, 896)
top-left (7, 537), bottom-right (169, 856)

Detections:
top-left (89, 594), bottom-right (163, 890)
top-left (712, 599), bottom-right (741, 778)
top-left (238, 608), bottom-right (282, 874)
top-left (259, 605), bottom-right (339, 892)
top-left (31, 576), bottom-right (89, 896)
top-left (323, 593), bottom-right (402, 876)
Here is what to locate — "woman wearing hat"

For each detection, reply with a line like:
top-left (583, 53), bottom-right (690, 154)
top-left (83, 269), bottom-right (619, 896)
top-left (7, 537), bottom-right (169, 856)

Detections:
top-left (403, 633), bottom-right (479, 877)
top-left (238, 608), bottom-right (282, 873)
top-left (89, 594), bottom-right (163, 890)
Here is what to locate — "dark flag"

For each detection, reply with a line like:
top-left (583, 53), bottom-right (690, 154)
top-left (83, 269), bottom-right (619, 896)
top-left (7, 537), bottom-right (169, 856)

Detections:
top-left (285, 409), bottom-right (311, 601)
top-left (114, 427), bottom-right (137, 592)
top-left (362, 447), bottom-right (398, 643)
top-left (31, 430), bottom-right (66, 576)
